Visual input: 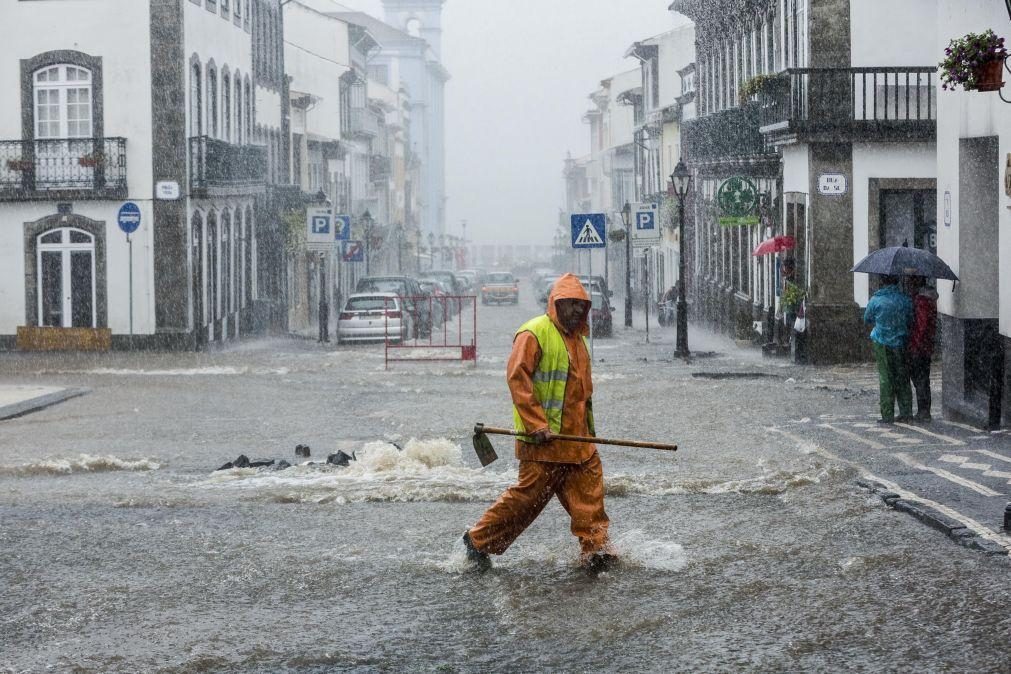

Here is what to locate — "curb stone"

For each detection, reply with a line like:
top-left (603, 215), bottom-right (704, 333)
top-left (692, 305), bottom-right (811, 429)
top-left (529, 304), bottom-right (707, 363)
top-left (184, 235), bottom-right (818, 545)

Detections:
top-left (0, 387), bottom-right (90, 420)
top-left (855, 478), bottom-right (1009, 557)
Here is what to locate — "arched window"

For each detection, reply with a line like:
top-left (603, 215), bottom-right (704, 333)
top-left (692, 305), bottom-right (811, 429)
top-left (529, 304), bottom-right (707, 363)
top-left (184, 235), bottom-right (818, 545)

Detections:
top-left (206, 63), bottom-right (218, 138)
top-left (190, 60), bottom-right (202, 136)
top-left (221, 208), bottom-right (232, 315)
top-left (190, 210), bottom-right (206, 327)
top-left (234, 72), bottom-right (243, 144)
top-left (244, 77), bottom-right (252, 143)
top-left (245, 205), bottom-right (254, 304)
top-left (206, 209), bottom-right (219, 322)
top-left (34, 65), bottom-right (93, 139)
top-left (222, 70), bottom-right (231, 142)
top-left (37, 227), bottom-right (96, 327)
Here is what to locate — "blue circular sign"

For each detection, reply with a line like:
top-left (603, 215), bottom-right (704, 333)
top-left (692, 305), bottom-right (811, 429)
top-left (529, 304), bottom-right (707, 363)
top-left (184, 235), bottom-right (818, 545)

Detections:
top-left (117, 202), bottom-right (141, 234)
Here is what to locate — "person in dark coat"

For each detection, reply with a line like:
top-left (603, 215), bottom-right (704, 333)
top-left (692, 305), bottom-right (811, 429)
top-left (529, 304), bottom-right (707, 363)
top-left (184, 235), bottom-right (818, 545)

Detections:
top-left (905, 276), bottom-right (938, 421)
top-left (864, 275), bottom-right (913, 423)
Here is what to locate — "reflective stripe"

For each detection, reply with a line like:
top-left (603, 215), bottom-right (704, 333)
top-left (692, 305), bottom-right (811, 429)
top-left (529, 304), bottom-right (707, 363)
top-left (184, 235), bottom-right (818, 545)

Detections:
top-left (541, 399), bottom-right (565, 411)
top-left (532, 369), bottom-right (568, 384)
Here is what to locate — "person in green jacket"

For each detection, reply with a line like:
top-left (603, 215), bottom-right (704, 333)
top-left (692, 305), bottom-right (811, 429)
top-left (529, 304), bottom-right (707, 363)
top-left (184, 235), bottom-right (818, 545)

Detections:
top-left (863, 275), bottom-right (914, 423)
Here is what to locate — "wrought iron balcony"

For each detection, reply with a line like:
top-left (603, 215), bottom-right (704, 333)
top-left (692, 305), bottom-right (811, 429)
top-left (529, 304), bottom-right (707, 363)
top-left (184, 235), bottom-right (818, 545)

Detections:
top-left (0, 137), bottom-right (127, 201)
top-left (369, 154), bottom-right (391, 182)
top-left (347, 108), bottom-right (380, 138)
top-left (680, 104), bottom-right (768, 164)
top-left (758, 67), bottom-right (936, 144)
top-left (189, 136), bottom-right (267, 195)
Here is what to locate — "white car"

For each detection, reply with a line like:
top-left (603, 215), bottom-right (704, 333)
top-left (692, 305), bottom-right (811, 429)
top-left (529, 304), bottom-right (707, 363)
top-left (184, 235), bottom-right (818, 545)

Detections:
top-left (337, 293), bottom-right (412, 344)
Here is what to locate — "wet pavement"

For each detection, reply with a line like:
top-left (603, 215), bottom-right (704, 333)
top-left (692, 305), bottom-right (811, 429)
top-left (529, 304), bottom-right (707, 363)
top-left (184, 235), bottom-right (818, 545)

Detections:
top-left (2, 279), bottom-right (1011, 672)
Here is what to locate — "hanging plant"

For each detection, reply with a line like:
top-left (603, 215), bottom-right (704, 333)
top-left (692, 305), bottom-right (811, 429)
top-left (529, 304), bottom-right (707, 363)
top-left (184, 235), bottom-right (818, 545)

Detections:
top-left (78, 152), bottom-right (105, 167)
top-left (739, 73), bottom-right (783, 105)
top-left (6, 159), bottom-right (32, 172)
top-left (939, 29), bottom-right (1008, 91)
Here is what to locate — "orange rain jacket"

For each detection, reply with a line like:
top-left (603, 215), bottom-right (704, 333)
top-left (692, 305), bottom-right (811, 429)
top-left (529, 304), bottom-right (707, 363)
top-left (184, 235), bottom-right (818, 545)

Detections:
top-left (507, 273), bottom-right (595, 464)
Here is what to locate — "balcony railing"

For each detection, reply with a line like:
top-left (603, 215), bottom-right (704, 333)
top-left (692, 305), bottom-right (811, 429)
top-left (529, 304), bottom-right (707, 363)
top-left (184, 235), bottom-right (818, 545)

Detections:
top-left (0, 137), bottom-right (127, 200)
top-left (680, 104), bottom-right (768, 163)
top-left (759, 67), bottom-right (936, 142)
top-left (370, 154), bottom-right (391, 182)
top-left (189, 136), bottom-right (267, 194)
top-left (347, 108), bottom-right (380, 138)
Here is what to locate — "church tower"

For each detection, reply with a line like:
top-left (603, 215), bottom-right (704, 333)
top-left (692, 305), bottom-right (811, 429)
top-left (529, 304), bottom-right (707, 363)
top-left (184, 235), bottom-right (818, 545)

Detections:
top-left (381, 0), bottom-right (446, 58)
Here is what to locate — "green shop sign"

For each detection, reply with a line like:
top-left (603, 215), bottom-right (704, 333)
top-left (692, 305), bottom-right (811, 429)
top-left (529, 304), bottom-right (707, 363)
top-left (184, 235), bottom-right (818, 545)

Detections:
top-left (717, 176), bottom-right (759, 226)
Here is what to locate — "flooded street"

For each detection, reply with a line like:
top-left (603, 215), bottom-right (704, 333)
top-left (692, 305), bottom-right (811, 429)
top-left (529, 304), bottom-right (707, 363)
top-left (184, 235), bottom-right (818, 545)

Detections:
top-left (2, 283), bottom-right (1010, 672)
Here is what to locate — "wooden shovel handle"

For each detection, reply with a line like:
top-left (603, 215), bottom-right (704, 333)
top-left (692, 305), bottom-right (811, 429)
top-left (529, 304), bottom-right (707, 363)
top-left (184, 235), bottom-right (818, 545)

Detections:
top-left (474, 424), bottom-right (677, 452)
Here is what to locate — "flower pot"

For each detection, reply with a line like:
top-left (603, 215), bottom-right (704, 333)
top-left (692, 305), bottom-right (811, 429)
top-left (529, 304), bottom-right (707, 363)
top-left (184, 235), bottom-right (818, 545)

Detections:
top-left (78, 156), bottom-right (104, 168)
top-left (974, 59), bottom-right (1005, 92)
top-left (6, 159), bottom-right (32, 172)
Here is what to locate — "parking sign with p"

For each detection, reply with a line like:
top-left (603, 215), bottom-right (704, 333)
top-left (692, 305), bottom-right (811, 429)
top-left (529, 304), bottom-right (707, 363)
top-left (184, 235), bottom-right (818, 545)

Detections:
top-left (631, 202), bottom-right (660, 247)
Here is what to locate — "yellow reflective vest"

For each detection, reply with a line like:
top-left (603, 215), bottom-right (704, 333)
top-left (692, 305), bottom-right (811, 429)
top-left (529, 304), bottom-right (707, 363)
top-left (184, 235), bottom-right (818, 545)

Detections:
top-left (512, 314), bottom-right (595, 442)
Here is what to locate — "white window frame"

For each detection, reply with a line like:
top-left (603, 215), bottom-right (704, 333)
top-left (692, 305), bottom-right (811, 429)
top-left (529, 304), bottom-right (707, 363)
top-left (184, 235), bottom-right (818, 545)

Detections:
top-left (37, 227), bottom-right (97, 328)
top-left (34, 65), bottom-right (93, 139)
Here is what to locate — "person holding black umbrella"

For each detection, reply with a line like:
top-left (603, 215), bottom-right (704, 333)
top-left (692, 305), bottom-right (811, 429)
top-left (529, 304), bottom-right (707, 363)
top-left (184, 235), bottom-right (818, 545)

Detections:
top-left (864, 275), bottom-right (914, 423)
top-left (906, 276), bottom-right (938, 421)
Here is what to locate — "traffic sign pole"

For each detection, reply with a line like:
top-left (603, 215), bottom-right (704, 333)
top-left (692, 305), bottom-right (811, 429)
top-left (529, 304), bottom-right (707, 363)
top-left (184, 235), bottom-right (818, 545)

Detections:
top-left (117, 202), bottom-right (142, 350)
top-left (128, 233), bottom-right (133, 350)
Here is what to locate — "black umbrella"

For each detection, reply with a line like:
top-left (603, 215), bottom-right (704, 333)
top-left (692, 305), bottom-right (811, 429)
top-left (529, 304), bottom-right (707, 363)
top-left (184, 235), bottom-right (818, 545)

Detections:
top-left (852, 245), bottom-right (958, 281)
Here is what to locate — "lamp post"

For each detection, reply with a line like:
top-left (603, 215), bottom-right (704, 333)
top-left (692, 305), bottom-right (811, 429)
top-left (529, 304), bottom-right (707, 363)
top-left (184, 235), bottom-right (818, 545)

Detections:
top-left (621, 201), bottom-right (632, 328)
top-left (427, 232), bottom-right (435, 270)
top-left (669, 159), bottom-right (692, 358)
top-left (360, 209), bottom-right (374, 276)
top-left (316, 190), bottom-right (331, 343)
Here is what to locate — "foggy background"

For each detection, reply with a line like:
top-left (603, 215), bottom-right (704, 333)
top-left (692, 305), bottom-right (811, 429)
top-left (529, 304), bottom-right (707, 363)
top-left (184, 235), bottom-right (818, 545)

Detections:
top-left (335, 0), bottom-right (683, 248)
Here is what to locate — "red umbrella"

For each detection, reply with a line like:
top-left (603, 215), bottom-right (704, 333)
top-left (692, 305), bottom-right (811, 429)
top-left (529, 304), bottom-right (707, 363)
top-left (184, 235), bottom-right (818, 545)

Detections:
top-left (752, 235), bottom-right (795, 257)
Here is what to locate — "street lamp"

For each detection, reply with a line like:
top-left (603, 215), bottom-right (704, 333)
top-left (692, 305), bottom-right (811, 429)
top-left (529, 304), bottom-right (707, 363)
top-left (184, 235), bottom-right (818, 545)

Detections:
top-left (360, 209), bottom-right (374, 275)
top-left (316, 190), bottom-right (331, 343)
top-left (427, 232), bottom-right (435, 270)
top-left (669, 159), bottom-right (692, 358)
top-left (621, 201), bottom-right (632, 328)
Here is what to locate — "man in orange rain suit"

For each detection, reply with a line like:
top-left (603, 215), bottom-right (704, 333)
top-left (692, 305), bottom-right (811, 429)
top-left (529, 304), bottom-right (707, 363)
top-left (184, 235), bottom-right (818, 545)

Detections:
top-left (462, 273), bottom-right (617, 573)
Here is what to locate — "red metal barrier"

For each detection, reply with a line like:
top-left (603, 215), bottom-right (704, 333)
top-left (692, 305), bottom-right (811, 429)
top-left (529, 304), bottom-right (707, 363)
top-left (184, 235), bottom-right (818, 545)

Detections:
top-left (385, 295), bottom-right (478, 368)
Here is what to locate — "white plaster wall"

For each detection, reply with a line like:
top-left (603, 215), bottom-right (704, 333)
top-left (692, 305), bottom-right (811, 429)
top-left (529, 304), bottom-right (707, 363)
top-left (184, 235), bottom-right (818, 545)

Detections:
top-left (935, 0), bottom-right (1011, 333)
top-left (283, 4), bottom-right (349, 141)
top-left (608, 69), bottom-right (640, 149)
top-left (850, 0), bottom-right (938, 67)
top-left (0, 0), bottom-right (156, 335)
top-left (0, 201), bottom-right (156, 335)
top-left (852, 142), bottom-right (936, 306)
top-left (782, 144), bottom-right (809, 195)
top-left (184, 0), bottom-right (253, 89)
top-left (656, 23), bottom-right (695, 109)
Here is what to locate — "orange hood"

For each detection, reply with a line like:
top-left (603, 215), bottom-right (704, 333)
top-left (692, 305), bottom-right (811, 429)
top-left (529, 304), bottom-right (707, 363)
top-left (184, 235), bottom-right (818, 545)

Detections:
top-left (546, 273), bottom-right (590, 336)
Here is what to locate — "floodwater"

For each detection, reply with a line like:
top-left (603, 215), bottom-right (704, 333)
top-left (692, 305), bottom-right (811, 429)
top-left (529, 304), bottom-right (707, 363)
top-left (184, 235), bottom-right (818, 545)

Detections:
top-left (2, 280), bottom-right (1010, 672)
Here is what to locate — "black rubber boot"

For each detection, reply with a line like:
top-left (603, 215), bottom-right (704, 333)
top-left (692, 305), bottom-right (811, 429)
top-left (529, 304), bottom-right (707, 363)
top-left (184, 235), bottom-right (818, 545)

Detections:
top-left (462, 531), bottom-right (491, 573)
top-left (582, 553), bottom-right (619, 575)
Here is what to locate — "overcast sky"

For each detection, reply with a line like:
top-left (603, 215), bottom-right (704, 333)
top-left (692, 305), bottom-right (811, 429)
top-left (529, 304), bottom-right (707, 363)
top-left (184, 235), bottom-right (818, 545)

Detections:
top-left (335, 0), bottom-right (683, 246)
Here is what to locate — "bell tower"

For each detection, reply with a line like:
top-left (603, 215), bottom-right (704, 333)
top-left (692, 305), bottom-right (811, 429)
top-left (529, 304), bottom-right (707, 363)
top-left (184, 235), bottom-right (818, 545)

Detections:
top-left (382, 0), bottom-right (446, 58)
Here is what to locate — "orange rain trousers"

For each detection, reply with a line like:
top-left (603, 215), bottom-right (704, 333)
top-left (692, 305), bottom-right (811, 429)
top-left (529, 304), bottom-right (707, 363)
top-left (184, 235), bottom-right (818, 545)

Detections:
top-left (468, 452), bottom-right (610, 556)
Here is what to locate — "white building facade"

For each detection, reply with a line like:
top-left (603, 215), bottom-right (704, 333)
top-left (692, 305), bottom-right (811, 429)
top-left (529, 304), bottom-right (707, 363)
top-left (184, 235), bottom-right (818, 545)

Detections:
top-left (0, 0), bottom-right (286, 350)
top-left (934, 0), bottom-right (1011, 428)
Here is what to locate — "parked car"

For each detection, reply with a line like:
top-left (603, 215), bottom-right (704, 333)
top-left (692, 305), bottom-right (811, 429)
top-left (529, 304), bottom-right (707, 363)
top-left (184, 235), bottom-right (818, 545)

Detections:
top-left (456, 270), bottom-right (479, 292)
top-left (417, 279), bottom-right (452, 325)
top-left (459, 268), bottom-right (487, 286)
top-left (536, 273), bottom-right (563, 305)
top-left (579, 275), bottom-right (612, 298)
top-left (587, 290), bottom-right (613, 338)
top-left (354, 276), bottom-right (432, 337)
top-left (420, 270), bottom-right (464, 294)
top-left (481, 271), bottom-right (519, 305)
top-left (337, 293), bottom-right (412, 344)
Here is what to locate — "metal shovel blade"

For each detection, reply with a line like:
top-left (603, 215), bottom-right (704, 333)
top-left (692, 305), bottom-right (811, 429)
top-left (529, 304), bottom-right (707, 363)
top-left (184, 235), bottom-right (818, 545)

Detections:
top-left (472, 429), bottom-right (499, 467)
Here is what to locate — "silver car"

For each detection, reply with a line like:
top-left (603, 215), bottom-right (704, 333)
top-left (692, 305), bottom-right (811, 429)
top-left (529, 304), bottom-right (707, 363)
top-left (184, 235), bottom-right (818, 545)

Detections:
top-left (337, 293), bottom-right (412, 344)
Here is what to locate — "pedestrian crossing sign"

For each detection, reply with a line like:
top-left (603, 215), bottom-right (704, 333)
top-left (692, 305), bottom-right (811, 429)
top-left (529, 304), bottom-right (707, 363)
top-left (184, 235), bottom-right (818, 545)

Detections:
top-left (570, 213), bottom-right (606, 249)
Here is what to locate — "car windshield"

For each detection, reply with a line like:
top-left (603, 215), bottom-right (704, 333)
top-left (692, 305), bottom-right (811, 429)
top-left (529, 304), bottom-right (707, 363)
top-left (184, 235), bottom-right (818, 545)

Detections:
top-left (346, 296), bottom-right (395, 312)
top-left (487, 273), bottom-right (514, 283)
top-left (362, 280), bottom-right (406, 294)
